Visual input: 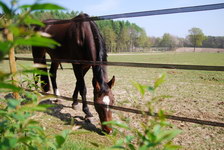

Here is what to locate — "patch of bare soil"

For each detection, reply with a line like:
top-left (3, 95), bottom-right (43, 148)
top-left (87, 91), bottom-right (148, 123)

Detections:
top-left (176, 47), bottom-right (224, 53)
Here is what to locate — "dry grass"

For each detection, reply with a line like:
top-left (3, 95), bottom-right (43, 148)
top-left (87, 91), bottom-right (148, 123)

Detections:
top-left (1, 51), bottom-right (224, 149)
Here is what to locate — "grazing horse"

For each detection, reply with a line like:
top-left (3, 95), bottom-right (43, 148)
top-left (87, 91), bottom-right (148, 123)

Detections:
top-left (32, 14), bottom-right (115, 134)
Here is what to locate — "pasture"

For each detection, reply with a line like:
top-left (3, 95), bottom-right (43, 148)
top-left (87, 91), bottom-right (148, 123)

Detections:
top-left (1, 51), bottom-right (224, 149)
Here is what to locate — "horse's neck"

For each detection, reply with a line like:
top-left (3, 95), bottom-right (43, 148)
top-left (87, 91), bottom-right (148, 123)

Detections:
top-left (93, 65), bottom-right (108, 85)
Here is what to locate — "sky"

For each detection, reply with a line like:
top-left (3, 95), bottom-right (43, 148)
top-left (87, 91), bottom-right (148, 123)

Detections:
top-left (2, 0), bottom-right (224, 37)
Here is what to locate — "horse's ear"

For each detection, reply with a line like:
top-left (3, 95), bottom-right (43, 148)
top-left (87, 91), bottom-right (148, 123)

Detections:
top-left (108, 76), bottom-right (115, 89)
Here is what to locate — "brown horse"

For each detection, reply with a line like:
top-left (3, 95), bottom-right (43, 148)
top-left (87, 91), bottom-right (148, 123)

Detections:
top-left (32, 14), bottom-right (115, 134)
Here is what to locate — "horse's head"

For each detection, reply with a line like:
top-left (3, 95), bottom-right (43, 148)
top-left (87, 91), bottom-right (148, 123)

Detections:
top-left (93, 76), bottom-right (115, 134)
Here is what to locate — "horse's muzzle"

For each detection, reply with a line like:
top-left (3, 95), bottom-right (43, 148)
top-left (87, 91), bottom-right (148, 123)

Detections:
top-left (102, 125), bottom-right (113, 134)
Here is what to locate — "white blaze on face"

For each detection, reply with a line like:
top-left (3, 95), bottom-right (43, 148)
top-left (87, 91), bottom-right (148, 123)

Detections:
top-left (102, 96), bottom-right (110, 111)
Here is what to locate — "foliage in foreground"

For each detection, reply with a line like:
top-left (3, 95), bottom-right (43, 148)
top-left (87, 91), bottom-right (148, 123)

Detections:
top-left (0, 93), bottom-right (70, 150)
top-left (104, 74), bottom-right (181, 150)
top-left (0, 0), bottom-right (71, 149)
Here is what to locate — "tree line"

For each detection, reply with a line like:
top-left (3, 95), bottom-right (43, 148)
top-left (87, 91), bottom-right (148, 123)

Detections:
top-left (18, 10), bottom-right (224, 52)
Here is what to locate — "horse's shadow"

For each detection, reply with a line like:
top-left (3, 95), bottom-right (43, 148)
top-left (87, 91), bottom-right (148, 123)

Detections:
top-left (4, 93), bottom-right (103, 135)
top-left (39, 99), bottom-right (103, 135)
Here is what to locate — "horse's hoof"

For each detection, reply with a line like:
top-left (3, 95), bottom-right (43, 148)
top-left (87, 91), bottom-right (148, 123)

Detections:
top-left (85, 118), bottom-right (91, 123)
top-left (72, 104), bottom-right (79, 110)
top-left (85, 115), bottom-right (94, 123)
top-left (72, 102), bottom-right (79, 109)
top-left (85, 112), bottom-right (93, 118)
top-left (53, 99), bottom-right (61, 104)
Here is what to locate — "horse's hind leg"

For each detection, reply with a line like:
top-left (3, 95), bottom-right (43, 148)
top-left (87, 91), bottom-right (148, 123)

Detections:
top-left (72, 64), bottom-right (93, 117)
top-left (49, 62), bottom-right (60, 96)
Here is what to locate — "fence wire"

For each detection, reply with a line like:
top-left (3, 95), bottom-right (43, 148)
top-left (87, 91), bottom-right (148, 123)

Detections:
top-left (3, 57), bottom-right (224, 72)
top-left (25, 89), bottom-right (224, 128)
top-left (44, 3), bottom-right (224, 24)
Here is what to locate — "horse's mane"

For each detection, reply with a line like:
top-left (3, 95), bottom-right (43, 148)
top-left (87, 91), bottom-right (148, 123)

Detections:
top-left (77, 14), bottom-right (109, 88)
top-left (77, 14), bottom-right (108, 62)
top-left (90, 20), bottom-right (107, 62)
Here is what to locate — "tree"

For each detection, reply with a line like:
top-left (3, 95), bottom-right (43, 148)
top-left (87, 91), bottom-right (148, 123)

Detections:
top-left (159, 33), bottom-right (178, 50)
top-left (136, 30), bottom-right (151, 50)
top-left (188, 27), bottom-right (206, 52)
top-left (117, 25), bottom-right (130, 52)
top-left (202, 36), bottom-right (224, 48)
top-left (102, 26), bottom-right (116, 52)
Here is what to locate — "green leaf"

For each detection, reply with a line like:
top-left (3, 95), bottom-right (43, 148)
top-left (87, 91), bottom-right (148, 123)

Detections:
top-left (0, 82), bottom-right (21, 92)
top-left (0, 41), bottom-right (12, 60)
top-left (111, 145), bottom-right (125, 149)
top-left (55, 135), bottom-right (65, 148)
top-left (18, 136), bottom-right (32, 143)
top-left (0, 110), bottom-right (7, 116)
top-left (24, 16), bottom-right (45, 26)
top-left (153, 124), bottom-right (161, 136)
top-left (0, 1), bottom-right (12, 15)
top-left (102, 120), bottom-right (129, 129)
top-left (20, 69), bottom-right (48, 76)
top-left (7, 99), bottom-right (20, 109)
top-left (0, 41), bottom-right (12, 51)
top-left (0, 137), bottom-right (17, 149)
top-left (125, 135), bottom-right (135, 143)
top-left (139, 145), bottom-right (150, 150)
top-left (154, 74), bottom-right (166, 89)
top-left (22, 91), bottom-right (38, 102)
top-left (132, 81), bottom-right (147, 96)
top-left (147, 86), bottom-right (154, 92)
top-left (113, 139), bottom-right (125, 149)
top-left (61, 130), bottom-right (71, 138)
top-left (8, 25), bottom-right (21, 36)
top-left (27, 125), bottom-right (43, 132)
top-left (27, 119), bottom-right (39, 125)
top-left (156, 129), bottom-right (181, 144)
top-left (147, 131), bottom-right (156, 143)
top-left (20, 3), bottom-right (65, 11)
top-left (20, 104), bottom-right (52, 112)
top-left (164, 144), bottom-right (182, 150)
top-left (128, 143), bottom-right (135, 150)
top-left (15, 36), bottom-right (60, 48)
top-left (90, 142), bottom-right (100, 147)
top-left (38, 104), bottom-right (55, 109)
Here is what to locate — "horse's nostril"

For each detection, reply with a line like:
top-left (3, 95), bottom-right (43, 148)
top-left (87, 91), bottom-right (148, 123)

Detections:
top-left (103, 128), bottom-right (113, 134)
top-left (109, 130), bottom-right (113, 134)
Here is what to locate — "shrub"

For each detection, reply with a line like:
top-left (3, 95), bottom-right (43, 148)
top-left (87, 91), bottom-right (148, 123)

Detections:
top-left (104, 74), bottom-right (181, 150)
top-left (0, 1), bottom-right (70, 149)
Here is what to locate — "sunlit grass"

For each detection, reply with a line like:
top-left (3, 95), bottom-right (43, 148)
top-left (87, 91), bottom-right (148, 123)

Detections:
top-left (1, 51), bottom-right (224, 149)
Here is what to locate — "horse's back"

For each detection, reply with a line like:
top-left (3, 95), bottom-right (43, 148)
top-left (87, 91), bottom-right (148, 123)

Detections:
top-left (38, 14), bottom-right (101, 61)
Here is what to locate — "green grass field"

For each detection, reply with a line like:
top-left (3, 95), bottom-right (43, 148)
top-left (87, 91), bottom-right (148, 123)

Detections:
top-left (1, 52), bottom-right (224, 149)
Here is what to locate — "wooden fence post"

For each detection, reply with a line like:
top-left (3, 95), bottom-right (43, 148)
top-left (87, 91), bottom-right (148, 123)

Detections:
top-left (6, 29), bottom-right (20, 99)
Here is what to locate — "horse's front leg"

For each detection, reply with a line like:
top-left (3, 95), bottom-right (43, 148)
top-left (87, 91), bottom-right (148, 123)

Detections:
top-left (72, 82), bottom-right (79, 109)
top-left (80, 79), bottom-right (93, 117)
top-left (49, 62), bottom-right (60, 96)
top-left (72, 65), bottom-right (93, 117)
top-left (32, 47), bottom-right (50, 92)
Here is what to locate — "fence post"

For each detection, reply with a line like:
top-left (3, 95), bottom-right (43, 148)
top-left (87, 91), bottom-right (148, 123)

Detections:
top-left (6, 29), bottom-right (20, 99)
